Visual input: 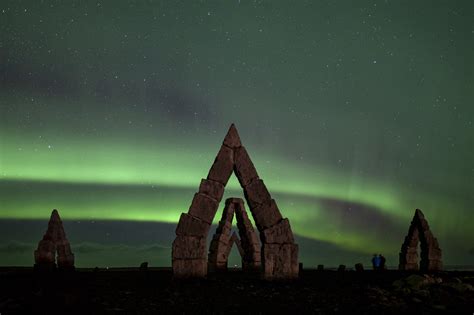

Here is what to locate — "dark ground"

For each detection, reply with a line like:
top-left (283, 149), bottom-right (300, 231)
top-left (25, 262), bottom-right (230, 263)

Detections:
top-left (0, 267), bottom-right (473, 314)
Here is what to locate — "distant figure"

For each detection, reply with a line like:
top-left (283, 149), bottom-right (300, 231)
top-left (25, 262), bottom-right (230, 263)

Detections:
top-left (379, 254), bottom-right (386, 270)
top-left (371, 254), bottom-right (381, 270)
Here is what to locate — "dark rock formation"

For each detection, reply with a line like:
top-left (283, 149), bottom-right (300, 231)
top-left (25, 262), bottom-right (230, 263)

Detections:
top-left (399, 209), bottom-right (443, 271)
top-left (140, 262), bottom-right (148, 271)
top-left (208, 201), bottom-right (236, 272)
top-left (208, 198), bottom-right (261, 272)
top-left (172, 124), bottom-right (298, 280)
top-left (34, 209), bottom-right (75, 271)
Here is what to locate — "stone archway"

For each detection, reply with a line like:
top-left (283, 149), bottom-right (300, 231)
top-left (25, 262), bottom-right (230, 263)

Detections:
top-left (208, 198), bottom-right (261, 272)
top-left (34, 209), bottom-right (75, 271)
top-left (399, 209), bottom-right (443, 271)
top-left (172, 124), bottom-right (298, 280)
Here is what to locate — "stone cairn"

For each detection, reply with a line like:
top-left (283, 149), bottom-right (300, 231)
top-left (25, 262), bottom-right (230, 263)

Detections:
top-left (208, 198), bottom-right (261, 272)
top-left (172, 124), bottom-right (298, 280)
top-left (34, 209), bottom-right (75, 271)
top-left (399, 209), bottom-right (443, 271)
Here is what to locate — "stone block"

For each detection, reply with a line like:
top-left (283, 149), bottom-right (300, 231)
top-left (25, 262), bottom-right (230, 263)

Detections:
top-left (172, 235), bottom-right (206, 259)
top-left (226, 197), bottom-right (244, 205)
top-left (175, 213), bottom-right (211, 237)
top-left (222, 124), bottom-right (242, 148)
top-left (34, 240), bottom-right (55, 264)
top-left (249, 199), bottom-right (283, 231)
top-left (234, 146), bottom-right (259, 187)
top-left (207, 145), bottom-right (234, 186)
top-left (209, 238), bottom-right (228, 253)
top-left (215, 220), bottom-right (232, 235)
top-left (244, 178), bottom-right (272, 209)
top-left (173, 259), bottom-right (207, 278)
top-left (198, 178), bottom-right (225, 202)
top-left (260, 218), bottom-right (294, 244)
top-left (57, 253), bottom-right (75, 268)
top-left (188, 193), bottom-right (219, 224)
top-left (220, 202), bottom-right (236, 222)
top-left (399, 262), bottom-right (419, 270)
top-left (426, 260), bottom-right (443, 271)
top-left (262, 243), bottom-right (299, 280)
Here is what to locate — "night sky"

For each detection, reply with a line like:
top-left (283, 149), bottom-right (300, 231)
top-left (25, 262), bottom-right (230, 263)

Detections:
top-left (1, 1), bottom-right (473, 268)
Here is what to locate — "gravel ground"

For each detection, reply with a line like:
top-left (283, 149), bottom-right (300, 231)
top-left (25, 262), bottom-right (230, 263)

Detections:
top-left (0, 268), bottom-right (473, 314)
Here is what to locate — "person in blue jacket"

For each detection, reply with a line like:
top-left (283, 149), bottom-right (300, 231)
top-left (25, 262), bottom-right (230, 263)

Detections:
top-left (371, 254), bottom-right (381, 270)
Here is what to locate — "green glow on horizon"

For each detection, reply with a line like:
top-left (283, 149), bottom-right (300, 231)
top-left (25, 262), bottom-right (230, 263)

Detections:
top-left (2, 128), bottom-right (472, 257)
top-left (1, 131), bottom-right (405, 215)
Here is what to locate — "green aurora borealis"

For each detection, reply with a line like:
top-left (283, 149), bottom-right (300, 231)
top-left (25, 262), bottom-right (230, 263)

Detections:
top-left (0, 0), bottom-right (473, 267)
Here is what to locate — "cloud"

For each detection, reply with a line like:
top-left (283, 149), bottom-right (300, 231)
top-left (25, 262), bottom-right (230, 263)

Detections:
top-left (73, 242), bottom-right (112, 253)
top-left (0, 241), bottom-right (170, 255)
top-left (0, 241), bottom-right (34, 253)
top-left (73, 242), bottom-right (170, 254)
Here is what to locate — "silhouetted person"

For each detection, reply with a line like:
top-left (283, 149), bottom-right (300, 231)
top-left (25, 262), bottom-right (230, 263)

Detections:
top-left (379, 254), bottom-right (386, 270)
top-left (371, 254), bottom-right (381, 270)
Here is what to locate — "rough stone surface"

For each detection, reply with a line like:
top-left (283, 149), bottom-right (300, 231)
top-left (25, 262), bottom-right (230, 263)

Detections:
top-left (172, 259), bottom-right (207, 278)
top-left (249, 199), bottom-right (283, 231)
top-left (222, 123), bottom-right (242, 148)
top-left (260, 218), bottom-right (295, 244)
top-left (175, 213), bottom-right (211, 237)
top-left (188, 193), bottom-right (219, 224)
top-left (243, 178), bottom-right (271, 209)
top-left (172, 235), bottom-right (207, 259)
top-left (262, 243), bottom-right (299, 280)
top-left (207, 145), bottom-right (234, 186)
top-left (34, 209), bottom-right (75, 270)
top-left (399, 209), bottom-right (443, 271)
top-left (234, 146), bottom-right (258, 187)
top-left (198, 178), bottom-right (225, 202)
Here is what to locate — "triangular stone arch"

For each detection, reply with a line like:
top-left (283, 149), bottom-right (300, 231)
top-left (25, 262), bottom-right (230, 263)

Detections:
top-left (208, 198), bottom-right (261, 272)
top-left (399, 209), bottom-right (443, 271)
top-left (172, 124), bottom-right (298, 279)
top-left (34, 209), bottom-right (75, 271)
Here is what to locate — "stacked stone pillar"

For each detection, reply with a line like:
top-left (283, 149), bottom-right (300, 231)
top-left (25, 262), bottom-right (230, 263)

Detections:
top-left (232, 198), bottom-right (261, 272)
top-left (34, 209), bottom-right (75, 271)
top-left (399, 209), bottom-right (443, 271)
top-left (173, 178), bottom-right (224, 277)
top-left (208, 199), bottom-right (236, 272)
top-left (234, 145), bottom-right (298, 279)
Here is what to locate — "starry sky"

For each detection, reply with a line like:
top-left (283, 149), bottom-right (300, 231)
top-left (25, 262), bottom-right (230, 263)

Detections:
top-left (0, 0), bottom-right (473, 268)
